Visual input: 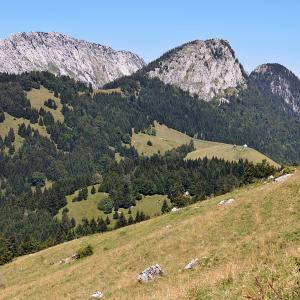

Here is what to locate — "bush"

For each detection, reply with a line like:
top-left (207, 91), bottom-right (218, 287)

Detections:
top-left (147, 140), bottom-right (153, 146)
top-left (76, 244), bottom-right (93, 259)
top-left (98, 196), bottom-right (113, 214)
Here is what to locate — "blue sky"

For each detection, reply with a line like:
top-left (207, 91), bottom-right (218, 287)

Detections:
top-left (0, 0), bottom-right (299, 75)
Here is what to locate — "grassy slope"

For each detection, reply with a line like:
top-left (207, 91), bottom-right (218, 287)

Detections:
top-left (56, 185), bottom-right (168, 225)
top-left (26, 87), bottom-right (64, 123)
top-left (93, 88), bottom-right (122, 95)
top-left (1, 170), bottom-right (300, 299)
top-left (132, 122), bottom-right (279, 167)
top-left (0, 112), bottom-right (49, 150)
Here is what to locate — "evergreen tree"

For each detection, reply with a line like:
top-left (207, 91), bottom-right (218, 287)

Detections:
top-left (135, 210), bottom-right (140, 223)
top-left (113, 211), bottom-right (119, 220)
top-left (97, 217), bottom-right (107, 232)
top-left (0, 236), bottom-right (13, 265)
top-left (8, 144), bottom-right (15, 155)
top-left (128, 214), bottom-right (134, 225)
top-left (82, 186), bottom-right (88, 200)
top-left (18, 123), bottom-right (27, 137)
top-left (161, 199), bottom-right (170, 214)
top-left (4, 128), bottom-right (15, 146)
top-left (0, 110), bottom-right (5, 123)
top-left (105, 216), bottom-right (111, 225)
top-left (116, 212), bottom-right (127, 228)
top-left (91, 185), bottom-right (96, 194)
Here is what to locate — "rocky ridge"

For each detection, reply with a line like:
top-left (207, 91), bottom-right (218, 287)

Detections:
top-left (146, 39), bottom-right (247, 101)
top-left (0, 32), bottom-right (145, 87)
top-left (250, 63), bottom-right (300, 115)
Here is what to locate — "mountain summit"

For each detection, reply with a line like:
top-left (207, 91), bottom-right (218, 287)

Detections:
top-left (250, 63), bottom-right (300, 115)
top-left (145, 39), bottom-right (247, 101)
top-left (0, 32), bottom-right (145, 87)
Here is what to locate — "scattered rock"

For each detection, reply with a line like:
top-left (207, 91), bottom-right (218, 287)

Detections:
top-left (218, 198), bottom-right (235, 206)
top-left (171, 207), bottom-right (179, 212)
top-left (273, 174), bottom-right (293, 184)
top-left (138, 264), bottom-right (164, 283)
top-left (184, 258), bottom-right (198, 270)
top-left (59, 254), bottom-right (79, 264)
top-left (90, 291), bottom-right (104, 299)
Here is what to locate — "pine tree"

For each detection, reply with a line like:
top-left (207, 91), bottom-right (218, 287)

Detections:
top-left (82, 186), bottom-right (88, 200)
top-left (90, 218), bottom-right (98, 233)
top-left (38, 118), bottom-right (44, 126)
top-left (135, 210), bottom-right (140, 223)
top-left (91, 185), bottom-right (96, 194)
top-left (105, 216), bottom-right (111, 225)
top-left (116, 212), bottom-right (127, 228)
top-left (18, 123), bottom-right (27, 137)
top-left (97, 217), bottom-right (107, 232)
top-left (0, 110), bottom-right (5, 123)
top-left (128, 214), bottom-right (134, 225)
top-left (4, 128), bottom-right (15, 147)
top-left (8, 145), bottom-right (15, 155)
top-left (113, 211), bottom-right (119, 220)
top-left (0, 236), bottom-right (13, 265)
top-left (161, 199), bottom-right (170, 214)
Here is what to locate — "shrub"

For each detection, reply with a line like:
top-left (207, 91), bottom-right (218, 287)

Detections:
top-left (76, 244), bottom-right (93, 259)
top-left (98, 196), bottom-right (113, 214)
top-left (147, 140), bottom-right (153, 146)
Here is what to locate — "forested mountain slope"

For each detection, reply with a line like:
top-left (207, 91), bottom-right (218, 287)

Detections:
top-left (0, 71), bottom-right (279, 262)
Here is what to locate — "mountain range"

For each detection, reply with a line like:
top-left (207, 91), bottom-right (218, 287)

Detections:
top-left (1, 30), bottom-right (300, 291)
top-left (1, 31), bottom-right (300, 113)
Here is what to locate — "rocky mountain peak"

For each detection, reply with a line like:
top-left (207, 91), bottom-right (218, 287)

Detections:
top-left (250, 63), bottom-right (300, 115)
top-left (0, 32), bottom-right (145, 87)
top-left (145, 39), bottom-right (247, 101)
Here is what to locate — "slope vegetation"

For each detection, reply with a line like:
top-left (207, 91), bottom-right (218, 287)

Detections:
top-left (26, 86), bottom-right (64, 123)
top-left (1, 170), bottom-right (299, 299)
top-left (0, 112), bottom-right (49, 150)
top-left (132, 122), bottom-right (279, 167)
top-left (56, 184), bottom-right (167, 224)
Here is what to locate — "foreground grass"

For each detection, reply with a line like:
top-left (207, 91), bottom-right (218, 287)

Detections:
top-left (132, 122), bottom-right (279, 167)
top-left (56, 185), bottom-right (168, 224)
top-left (1, 171), bottom-right (300, 299)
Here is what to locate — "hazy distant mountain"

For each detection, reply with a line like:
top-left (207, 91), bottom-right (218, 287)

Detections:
top-left (144, 39), bottom-right (247, 101)
top-left (0, 32), bottom-right (145, 87)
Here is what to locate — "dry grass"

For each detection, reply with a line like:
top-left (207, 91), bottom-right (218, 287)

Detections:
top-left (132, 122), bottom-right (279, 167)
top-left (1, 169), bottom-right (300, 299)
top-left (26, 87), bottom-right (64, 123)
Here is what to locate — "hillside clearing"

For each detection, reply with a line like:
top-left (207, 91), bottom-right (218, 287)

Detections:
top-left (132, 122), bottom-right (279, 167)
top-left (1, 170), bottom-right (299, 299)
top-left (0, 112), bottom-right (49, 150)
top-left (26, 87), bottom-right (64, 123)
top-left (56, 185), bottom-right (168, 224)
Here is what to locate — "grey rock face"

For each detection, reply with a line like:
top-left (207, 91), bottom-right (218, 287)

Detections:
top-left (147, 39), bottom-right (247, 101)
top-left (137, 264), bottom-right (164, 282)
top-left (250, 64), bottom-right (300, 115)
top-left (184, 258), bottom-right (198, 270)
top-left (0, 32), bottom-right (145, 87)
